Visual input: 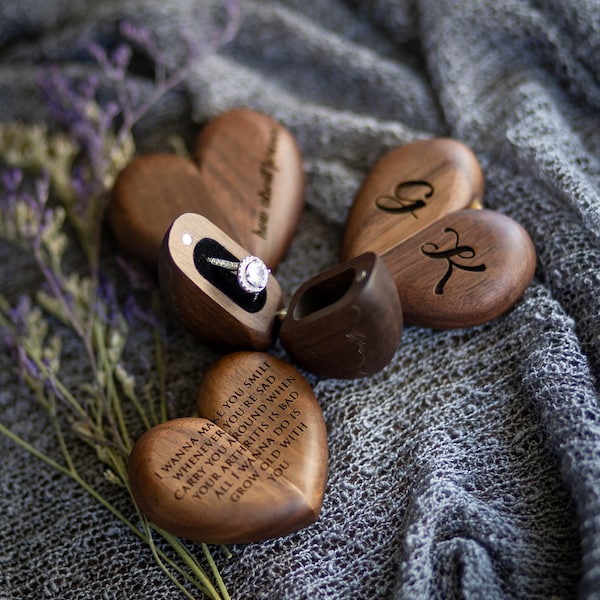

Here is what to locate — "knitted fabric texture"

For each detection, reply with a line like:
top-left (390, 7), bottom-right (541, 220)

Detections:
top-left (1, 0), bottom-right (599, 598)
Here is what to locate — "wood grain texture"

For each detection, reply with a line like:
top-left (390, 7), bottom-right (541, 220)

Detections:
top-left (158, 213), bottom-right (283, 349)
top-left (109, 153), bottom-right (234, 268)
top-left (196, 352), bottom-right (328, 542)
top-left (127, 352), bottom-right (328, 545)
top-left (194, 108), bottom-right (305, 269)
top-left (341, 138), bottom-right (484, 261)
top-left (279, 253), bottom-right (403, 378)
top-left (384, 209), bottom-right (536, 328)
top-left (109, 109), bottom-right (305, 270)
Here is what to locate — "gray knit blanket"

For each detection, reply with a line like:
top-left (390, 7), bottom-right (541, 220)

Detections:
top-left (1, 1), bottom-right (599, 598)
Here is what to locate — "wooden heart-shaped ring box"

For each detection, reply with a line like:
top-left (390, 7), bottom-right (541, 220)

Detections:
top-left (159, 213), bottom-right (284, 350)
top-left (341, 138), bottom-right (536, 328)
top-left (159, 213), bottom-right (403, 379)
top-left (128, 352), bottom-right (329, 545)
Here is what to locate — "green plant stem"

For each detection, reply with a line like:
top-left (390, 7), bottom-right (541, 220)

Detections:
top-left (122, 463), bottom-right (224, 599)
top-left (0, 420), bottom-right (225, 599)
top-left (119, 377), bottom-right (152, 432)
top-left (33, 247), bottom-right (100, 378)
top-left (202, 543), bottom-right (231, 600)
top-left (105, 446), bottom-right (128, 486)
top-left (92, 319), bottom-right (131, 453)
top-left (112, 454), bottom-right (222, 599)
top-left (49, 396), bottom-right (77, 474)
top-left (141, 518), bottom-right (201, 600)
top-left (0, 420), bottom-right (71, 477)
top-left (157, 530), bottom-right (225, 600)
top-left (25, 349), bottom-right (89, 421)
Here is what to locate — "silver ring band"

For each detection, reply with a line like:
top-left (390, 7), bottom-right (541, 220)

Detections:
top-left (205, 257), bottom-right (239, 271)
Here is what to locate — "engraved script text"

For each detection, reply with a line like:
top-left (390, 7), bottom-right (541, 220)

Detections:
top-left (159, 359), bottom-right (311, 504)
top-left (253, 127), bottom-right (279, 240)
top-left (375, 180), bottom-right (433, 219)
top-left (420, 227), bottom-right (486, 294)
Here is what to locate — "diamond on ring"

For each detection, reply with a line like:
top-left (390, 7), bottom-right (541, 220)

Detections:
top-left (204, 254), bottom-right (270, 295)
top-left (237, 256), bottom-right (270, 294)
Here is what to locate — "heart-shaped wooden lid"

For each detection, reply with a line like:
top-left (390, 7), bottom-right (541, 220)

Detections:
top-left (109, 154), bottom-right (235, 268)
top-left (109, 109), bottom-right (305, 270)
top-left (127, 352), bottom-right (328, 544)
top-left (384, 209), bottom-right (536, 328)
top-left (340, 138), bottom-right (537, 327)
top-left (341, 138), bottom-right (484, 261)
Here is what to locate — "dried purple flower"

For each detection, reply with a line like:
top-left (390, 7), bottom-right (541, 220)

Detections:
top-left (112, 43), bottom-right (133, 72)
top-left (39, 66), bottom-right (82, 128)
top-left (8, 295), bottom-right (32, 337)
top-left (87, 41), bottom-right (132, 81)
top-left (77, 74), bottom-right (100, 101)
top-left (17, 345), bottom-right (41, 380)
top-left (70, 163), bottom-right (94, 205)
top-left (120, 21), bottom-right (157, 57)
top-left (1, 4), bottom-right (243, 597)
top-left (34, 173), bottom-right (50, 209)
top-left (95, 271), bottom-right (122, 330)
top-left (2, 168), bottom-right (23, 196)
top-left (123, 294), bottom-right (161, 331)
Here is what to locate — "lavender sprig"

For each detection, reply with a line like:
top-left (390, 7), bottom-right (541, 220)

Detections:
top-left (0, 164), bottom-right (228, 599)
top-left (0, 6), bottom-right (240, 599)
top-left (117, 0), bottom-right (241, 141)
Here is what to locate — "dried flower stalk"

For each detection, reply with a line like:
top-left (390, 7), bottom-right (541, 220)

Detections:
top-left (0, 4), bottom-right (240, 599)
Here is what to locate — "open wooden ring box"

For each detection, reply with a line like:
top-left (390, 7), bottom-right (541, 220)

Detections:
top-left (159, 212), bottom-right (403, 379)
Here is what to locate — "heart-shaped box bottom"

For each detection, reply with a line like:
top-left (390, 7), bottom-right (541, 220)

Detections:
top-left (128, 353), bottom-right (328, 544)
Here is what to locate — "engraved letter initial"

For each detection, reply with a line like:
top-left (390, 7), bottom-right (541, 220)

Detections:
top-left (421, 227), bottom-right (486, 294)
top-left (375, 180), bottom-right (433, 219)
